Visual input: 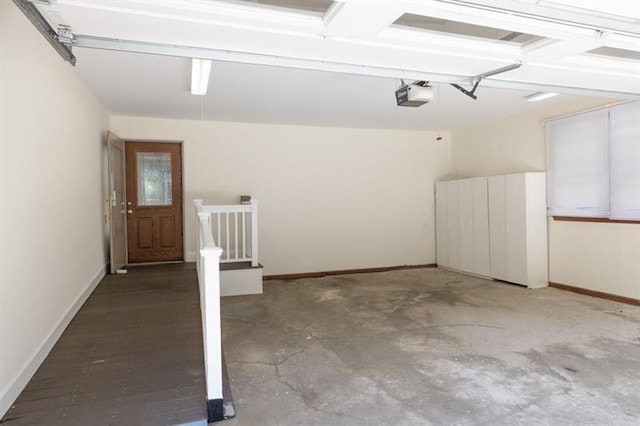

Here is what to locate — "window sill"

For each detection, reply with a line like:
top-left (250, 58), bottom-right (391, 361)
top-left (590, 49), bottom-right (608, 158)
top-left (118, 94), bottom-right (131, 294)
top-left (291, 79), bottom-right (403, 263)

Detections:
top-left (552, 216), bottom-right (640, 224)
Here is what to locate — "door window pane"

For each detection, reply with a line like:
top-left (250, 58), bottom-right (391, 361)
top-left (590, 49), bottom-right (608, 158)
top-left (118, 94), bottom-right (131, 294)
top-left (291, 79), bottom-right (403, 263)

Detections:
top-left (137, 152), bottom-right (172, 206)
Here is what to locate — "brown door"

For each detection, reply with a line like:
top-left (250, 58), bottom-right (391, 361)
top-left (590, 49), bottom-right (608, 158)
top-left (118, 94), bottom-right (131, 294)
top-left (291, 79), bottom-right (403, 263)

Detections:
top-left (125, 141), bottom-right (183, 263)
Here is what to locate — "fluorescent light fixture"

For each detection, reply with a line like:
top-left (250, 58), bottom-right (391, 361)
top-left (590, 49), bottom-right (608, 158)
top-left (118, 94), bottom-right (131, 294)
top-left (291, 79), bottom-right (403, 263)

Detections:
top-left (526, 92), bottom-right (559, 102)
top-left (191, 58), bottom-right (212, 95)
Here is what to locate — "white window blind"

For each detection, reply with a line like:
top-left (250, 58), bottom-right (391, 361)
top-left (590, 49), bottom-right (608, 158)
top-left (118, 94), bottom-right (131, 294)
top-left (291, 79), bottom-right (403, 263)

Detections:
top-left (546, 100), bottom-right (640, 221)
top-left (546, 109), bottom-right (609, 217)
top-left (610, 101), bottom-right (640, 220)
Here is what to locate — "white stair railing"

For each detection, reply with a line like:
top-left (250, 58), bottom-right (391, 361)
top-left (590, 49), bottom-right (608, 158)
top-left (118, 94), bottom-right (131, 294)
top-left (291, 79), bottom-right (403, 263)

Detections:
top-left (193, 198), bottom-right (259, 419)
top-left (194, 199), bottom-right (224, 421)
top-left (201, 199), bottom-right (259, 267)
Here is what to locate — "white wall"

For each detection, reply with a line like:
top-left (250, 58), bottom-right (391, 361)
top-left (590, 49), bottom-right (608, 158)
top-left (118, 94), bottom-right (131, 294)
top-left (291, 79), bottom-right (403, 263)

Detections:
top-left (0, 2), bottom-right (109, 416)
top-left (452, 98), bottom-right (640, 300)
top-left (110, 116), bottom-right (451, 275)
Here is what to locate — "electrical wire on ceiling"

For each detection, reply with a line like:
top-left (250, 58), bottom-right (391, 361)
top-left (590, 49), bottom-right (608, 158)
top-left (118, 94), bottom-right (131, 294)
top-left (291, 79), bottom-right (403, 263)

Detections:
top-left (436, 84), bottom-right (443, 141)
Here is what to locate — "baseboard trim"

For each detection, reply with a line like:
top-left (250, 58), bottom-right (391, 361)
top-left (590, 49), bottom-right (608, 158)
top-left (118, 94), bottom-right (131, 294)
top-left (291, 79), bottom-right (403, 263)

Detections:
top-left (185, 250), bottom-right (197, 262)
top-left (0, 263), bottom-right (107, 417)
top-left (264, 264), bottom-right (437, 281)
top-left (549, 282), bottom-right (640, 306)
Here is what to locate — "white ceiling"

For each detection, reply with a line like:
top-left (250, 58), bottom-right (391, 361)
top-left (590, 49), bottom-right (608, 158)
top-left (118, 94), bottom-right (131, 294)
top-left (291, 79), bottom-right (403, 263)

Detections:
top-left (73, 47), bottom-right (587, 130)
top-left (32, 0), bottom-right (640, 131)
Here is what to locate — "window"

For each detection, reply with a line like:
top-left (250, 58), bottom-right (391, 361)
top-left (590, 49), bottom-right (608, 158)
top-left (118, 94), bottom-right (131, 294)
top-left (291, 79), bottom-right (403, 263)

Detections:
top-left (546, 101), bottom-right (640, 221)
top-left (610, 102), bottom-right (640, 220)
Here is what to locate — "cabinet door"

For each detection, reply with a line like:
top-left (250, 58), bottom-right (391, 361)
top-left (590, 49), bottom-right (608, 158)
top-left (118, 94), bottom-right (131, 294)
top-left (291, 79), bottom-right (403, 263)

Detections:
top-left (488, 176), bottom-right (507, 281)
top-left (506, 174), bottom-right (528, 285)
top-left (435, 181), bottom-right (449, 268)
top-left (524, 173), bottom-right (549, 288)
top-left (472, 177), bottom-right (490, 276)
top-left (446, 181), bottom-right (461, 270)
top-left (458, 179), bottom-right (475, 273)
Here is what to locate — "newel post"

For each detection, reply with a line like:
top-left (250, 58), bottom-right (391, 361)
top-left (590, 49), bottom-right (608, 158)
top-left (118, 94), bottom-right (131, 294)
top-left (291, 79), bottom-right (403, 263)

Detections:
top-left (194, 199), bottom-right (203, 278)
top-left (201, 244), bottom-right (224, 422)
top-left (195, 201), bottom-right (225, 421)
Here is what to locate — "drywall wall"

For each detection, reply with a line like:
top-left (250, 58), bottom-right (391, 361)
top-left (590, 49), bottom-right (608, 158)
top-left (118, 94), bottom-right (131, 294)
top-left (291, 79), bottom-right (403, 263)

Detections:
top-left (0, 2), bottom-right (109, 416)
top-left (452, 98), bottom-right (640, 300)
top-left (547, 219), bottom-right (639, 299)
top-left (110, 116), bottom-right (452, 275)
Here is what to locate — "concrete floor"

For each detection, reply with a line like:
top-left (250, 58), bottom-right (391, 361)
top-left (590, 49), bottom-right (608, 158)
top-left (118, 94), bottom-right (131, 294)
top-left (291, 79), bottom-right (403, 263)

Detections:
top-left (220, 268), bottom-right (640, 425)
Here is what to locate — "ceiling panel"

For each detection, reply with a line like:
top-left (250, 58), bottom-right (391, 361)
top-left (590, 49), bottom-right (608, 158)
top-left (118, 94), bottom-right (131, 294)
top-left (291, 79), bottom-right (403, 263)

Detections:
top-left (228, 0), bottom-right (334, 14)
top-left (587, 47), bottom-right (640, 61)
top-left (394, 13), bottom-right (546, 45)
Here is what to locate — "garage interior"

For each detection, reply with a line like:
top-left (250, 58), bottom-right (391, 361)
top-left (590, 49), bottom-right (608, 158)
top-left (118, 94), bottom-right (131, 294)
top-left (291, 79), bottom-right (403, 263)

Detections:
top-left (1, 0), bottom-right (639, 424)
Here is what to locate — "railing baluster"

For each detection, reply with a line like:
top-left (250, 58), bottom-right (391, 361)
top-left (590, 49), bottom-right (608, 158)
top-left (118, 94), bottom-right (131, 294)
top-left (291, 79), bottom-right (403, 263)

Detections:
top-left (216, 213), bottom-right (221, 251)
top-left (225, 212), bottom-right (230, 261)
top-left (199, 201), bottom-right (257, 264)
top-left (234, 212), bottom-right (239, 260)
top-left (242, 212), bottom-right (246, 260)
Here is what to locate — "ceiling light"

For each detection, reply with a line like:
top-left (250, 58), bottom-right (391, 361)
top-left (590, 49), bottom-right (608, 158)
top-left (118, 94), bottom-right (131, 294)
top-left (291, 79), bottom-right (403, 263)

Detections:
top-left (191, 58), bottom-right (212, 95)
top-left (525, 92), bottom-right (559, 102)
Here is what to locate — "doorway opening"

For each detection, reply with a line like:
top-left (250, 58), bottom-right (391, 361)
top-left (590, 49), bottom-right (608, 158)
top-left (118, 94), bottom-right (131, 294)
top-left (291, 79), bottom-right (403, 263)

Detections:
top-left (107, 134), bottom-right (184, 271)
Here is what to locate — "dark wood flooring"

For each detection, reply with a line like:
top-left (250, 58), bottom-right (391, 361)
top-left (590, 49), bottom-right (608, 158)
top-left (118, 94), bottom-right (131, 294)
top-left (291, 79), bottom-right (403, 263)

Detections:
top-left (2, 263), bottom-right (208, 426)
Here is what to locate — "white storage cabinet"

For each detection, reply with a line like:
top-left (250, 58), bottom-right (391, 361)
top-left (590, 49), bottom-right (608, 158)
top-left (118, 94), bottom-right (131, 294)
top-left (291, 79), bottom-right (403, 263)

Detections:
top-left (435, 177), bottom-right (490, 277)
top-left (488, 173), bottom-right (548, 288)
top-left (435, 173), bottom-right (548, 288)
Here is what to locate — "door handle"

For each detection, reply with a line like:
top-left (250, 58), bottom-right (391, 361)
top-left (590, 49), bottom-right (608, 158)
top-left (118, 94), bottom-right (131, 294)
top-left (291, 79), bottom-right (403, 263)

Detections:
top-left (127, 209), bottom-right (133, 214)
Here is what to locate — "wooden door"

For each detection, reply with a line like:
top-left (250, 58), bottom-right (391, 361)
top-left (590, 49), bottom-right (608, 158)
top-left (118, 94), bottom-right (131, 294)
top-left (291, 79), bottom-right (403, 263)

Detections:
top-left (107, 132), bottom-right (127, 273)
top-left (125, 142), bottom-right (183, 263)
